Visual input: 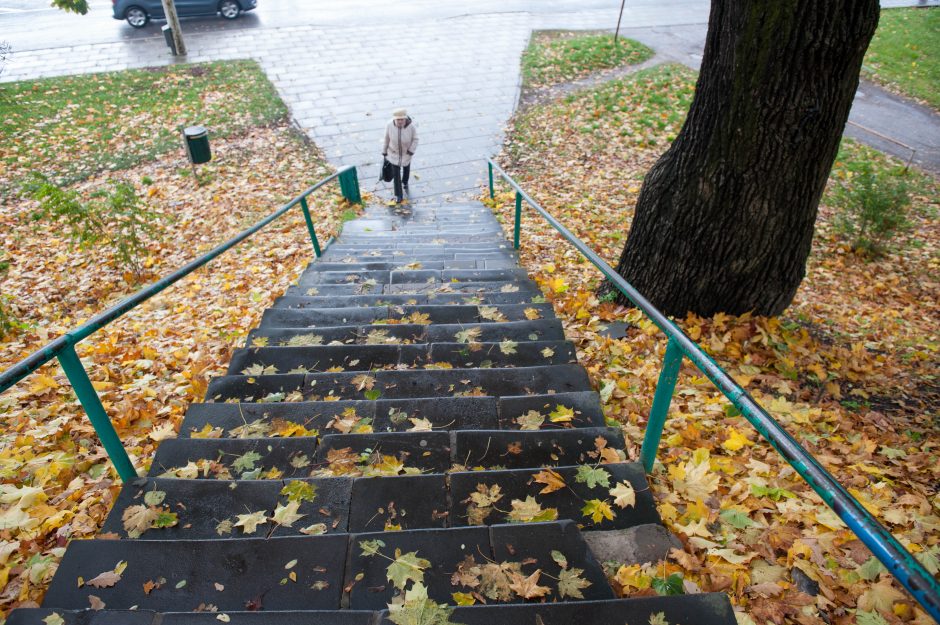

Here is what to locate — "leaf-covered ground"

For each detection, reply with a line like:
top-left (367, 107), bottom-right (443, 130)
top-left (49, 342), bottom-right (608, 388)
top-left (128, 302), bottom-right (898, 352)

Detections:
top-left (488, 63), bottom-right (939, 625)
top-left (0, 65), bottom-right (357, 616)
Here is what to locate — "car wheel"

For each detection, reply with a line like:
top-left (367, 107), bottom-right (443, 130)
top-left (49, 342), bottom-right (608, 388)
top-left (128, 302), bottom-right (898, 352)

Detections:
top-left (219, 0), bottom-right (241, 19)
top-left (125, 6), bottom-right (149, 28)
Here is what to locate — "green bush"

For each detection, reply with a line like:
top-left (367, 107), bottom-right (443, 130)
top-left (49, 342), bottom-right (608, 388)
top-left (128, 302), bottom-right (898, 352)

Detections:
top-left (832, 163), bottom-right (911, 257)
top-left (23, 173), bottom-right (161, 277)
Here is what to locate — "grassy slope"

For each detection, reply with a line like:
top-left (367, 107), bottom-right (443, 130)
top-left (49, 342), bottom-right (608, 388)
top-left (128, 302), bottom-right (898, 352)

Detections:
top-left (492, 62), bottom-right (939, 624)
top-left (863, 7), bottom-right (939, 109)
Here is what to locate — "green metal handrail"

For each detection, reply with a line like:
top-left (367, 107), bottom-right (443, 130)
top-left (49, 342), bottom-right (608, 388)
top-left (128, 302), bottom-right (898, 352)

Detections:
top-left (487, 159), bottom-right (940, 621)
top-left (0, 165), bottom-right (361, 482)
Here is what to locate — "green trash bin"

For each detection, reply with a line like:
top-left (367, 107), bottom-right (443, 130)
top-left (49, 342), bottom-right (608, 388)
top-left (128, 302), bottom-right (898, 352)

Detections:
top-left (183, 126), bottom-right (211, 164)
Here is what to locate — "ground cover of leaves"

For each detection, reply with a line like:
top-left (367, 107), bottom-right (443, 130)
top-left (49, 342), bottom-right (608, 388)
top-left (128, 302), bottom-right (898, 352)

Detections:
top-left (521, 31), bottom-right (654, 91)
top-left (488, 63), bottom-right (939, 625)
top-left (0, 65), bottom-right (357, 616)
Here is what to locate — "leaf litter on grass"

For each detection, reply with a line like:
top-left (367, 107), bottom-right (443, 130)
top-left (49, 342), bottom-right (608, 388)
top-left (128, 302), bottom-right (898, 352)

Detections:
top-left (487, 62), bottom-right (939, 624)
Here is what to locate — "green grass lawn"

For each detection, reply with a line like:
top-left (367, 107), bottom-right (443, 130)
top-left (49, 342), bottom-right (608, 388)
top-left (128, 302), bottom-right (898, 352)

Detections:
top-left (864, 7), bottom-right (939, 108)
top-left (521, 31), bottom-right (654, 90)
top-left (0, 60), bottom-right (287, 191)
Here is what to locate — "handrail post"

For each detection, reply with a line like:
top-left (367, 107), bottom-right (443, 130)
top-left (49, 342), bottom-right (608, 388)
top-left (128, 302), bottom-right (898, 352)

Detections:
top-left (513, 191), bottom-right (522, 250)
top-left (640, 338), bottom-right (684, 473)
top-left (338, 167), bottom-right (362, 205)
top-left (57, 345), bottom-right (137, 483)
top-left (299, 197), bottom-right (322, 258)
top-left (488, 161), bottom-right (495, 200)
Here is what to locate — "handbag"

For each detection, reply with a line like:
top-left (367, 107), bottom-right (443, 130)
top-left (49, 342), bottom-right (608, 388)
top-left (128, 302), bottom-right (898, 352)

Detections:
top-left (380, 158), bottom-right (394, 183)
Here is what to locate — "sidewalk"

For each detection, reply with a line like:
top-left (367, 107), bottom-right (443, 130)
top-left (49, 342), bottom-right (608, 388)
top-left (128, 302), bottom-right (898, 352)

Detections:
top-left (1, 6), bottom-right (936, 204)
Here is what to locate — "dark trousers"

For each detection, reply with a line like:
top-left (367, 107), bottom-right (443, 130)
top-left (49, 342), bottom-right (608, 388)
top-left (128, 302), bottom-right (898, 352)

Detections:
top-left (392, 164), bottom-right (411, 201)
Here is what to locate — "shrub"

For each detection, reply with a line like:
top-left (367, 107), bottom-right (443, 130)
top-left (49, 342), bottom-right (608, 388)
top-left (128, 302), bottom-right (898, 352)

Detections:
top-left (23, 173), bottom-right (161, 277)
top-left (832, 163), bottom-right (911, 257)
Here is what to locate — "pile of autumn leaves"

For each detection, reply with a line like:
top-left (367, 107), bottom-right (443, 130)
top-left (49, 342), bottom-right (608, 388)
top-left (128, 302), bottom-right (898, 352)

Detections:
top-left (489, 64), bottom-right (939, 624)
top-left (0, 122), bottom-right (353, 614)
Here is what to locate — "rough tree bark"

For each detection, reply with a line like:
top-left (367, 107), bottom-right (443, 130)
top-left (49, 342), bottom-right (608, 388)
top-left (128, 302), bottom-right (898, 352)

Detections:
top-left (612, 0), bottom-right (880, 317)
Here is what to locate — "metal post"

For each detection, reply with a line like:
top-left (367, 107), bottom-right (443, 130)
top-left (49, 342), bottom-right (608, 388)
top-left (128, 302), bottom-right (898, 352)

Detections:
top-left (488, 162), bottom-right (495, 200)
top-left (339, 167), bottom-right (362, 205)
top-left (614, 0), bottom-right (627, 44)
top-left (299, 197), bottom-right (322, 258)
top-left (57, 345), bottom-right (137, 483)
top-left (640, 338), bottom-right (684, 472)
top-left (513, 191), bottom-right (523, 250)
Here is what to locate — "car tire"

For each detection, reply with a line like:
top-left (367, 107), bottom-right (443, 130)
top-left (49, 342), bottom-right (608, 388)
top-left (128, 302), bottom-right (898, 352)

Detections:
top-left (219, 0), bottom-right (241, 19)
top-left (124, 6), bottom-right (149, 28)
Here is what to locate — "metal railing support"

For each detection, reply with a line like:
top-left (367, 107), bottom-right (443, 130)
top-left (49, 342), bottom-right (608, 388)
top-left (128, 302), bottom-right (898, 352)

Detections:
top-left (299, 197), bottom-right (322, 258)
top-left (57, 345), bottom-right (138, 482)
top-left (513, 191), bottom-right (523, 249)
top-left (338, 167), bottom-right (362, 205)
top-left (488, 161), bottom-right (495, 200)
top-left (640, 338), bottom-right (683, 472)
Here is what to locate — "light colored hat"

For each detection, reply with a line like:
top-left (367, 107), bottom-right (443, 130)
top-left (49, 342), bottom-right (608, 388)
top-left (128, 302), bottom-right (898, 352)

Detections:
top-left (392, 108), bottom-right (408, 119)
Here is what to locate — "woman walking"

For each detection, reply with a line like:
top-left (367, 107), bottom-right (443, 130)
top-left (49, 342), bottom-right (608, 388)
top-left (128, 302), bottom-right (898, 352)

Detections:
top-left (382, 108), bottom-right (419, 204)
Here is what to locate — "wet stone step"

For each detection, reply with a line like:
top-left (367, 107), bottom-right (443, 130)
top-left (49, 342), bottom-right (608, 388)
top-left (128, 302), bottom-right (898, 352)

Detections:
top-left (344, 526), bottom-right (490, 610)
top-left (149, 438), bottom-right (316, 480)
top-left (345, 520), bottom-right (611, 610)
top-left (497, 391), bottom-right (606, 429)
top-left (293, 281), bottom-right (540, 298)
top-left (205, 364), bottom-right (593, 402)
top-left (449, 463), bottom-right (660, 530)
top-left (454, 428), bottom-right (627, 470)
top-left (227, 340), bottom-right (576, 374)
top-left (43, 536), bottom-right (348, 612)
top-left (321, 253), bottom-right (516, 265)
top-left (163, 612), bottom-right (377, 625)
top-left (180, 396), bottom-right (500, 438)
top-left (348, 474), bottom-right (448, 532)
top-left (245, 319), bottom-right (565, 347)
top-left (298, 268), bottom-right (531, 285)
top-left (101, 477), bottom-right (352, 539)
top-left (396, 594), bottom-right (739, 625)
top-left (313, 432), bottom-right (452, 475)
top-left (6, 610), bottom-right (156, 625)
top-left (260, 303), bottom-right (555, 328)
top-left (275, 291), bottom-right (544, 308)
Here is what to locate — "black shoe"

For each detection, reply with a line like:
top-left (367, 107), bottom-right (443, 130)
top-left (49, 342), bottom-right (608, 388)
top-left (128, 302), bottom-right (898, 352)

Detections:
top-left (396, 197), bottom-right (403, 203)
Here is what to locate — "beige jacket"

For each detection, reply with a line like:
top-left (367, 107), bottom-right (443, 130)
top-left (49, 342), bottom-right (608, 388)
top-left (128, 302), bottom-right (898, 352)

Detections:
top-left (382, 118), bottom-right (419, 167)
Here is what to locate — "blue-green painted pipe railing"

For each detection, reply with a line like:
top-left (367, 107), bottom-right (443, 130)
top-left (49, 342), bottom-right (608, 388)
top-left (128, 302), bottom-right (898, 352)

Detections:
top-left (486, 159), bottom-right (940, 621)
top-left (0, 165), bottom-right (361, 483)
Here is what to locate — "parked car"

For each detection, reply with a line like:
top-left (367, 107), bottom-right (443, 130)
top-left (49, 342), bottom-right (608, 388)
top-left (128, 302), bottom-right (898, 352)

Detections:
top-left (112, 0), bottom-right (257, 28)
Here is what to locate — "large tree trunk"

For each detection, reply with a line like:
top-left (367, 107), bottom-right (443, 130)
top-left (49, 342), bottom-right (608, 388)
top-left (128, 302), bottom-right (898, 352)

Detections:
top-left (613, 0), bottom-right (879, 317)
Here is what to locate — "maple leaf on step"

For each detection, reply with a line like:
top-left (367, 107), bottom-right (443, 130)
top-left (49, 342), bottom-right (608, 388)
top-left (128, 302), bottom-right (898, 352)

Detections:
top-left (234, 510), bottom-right (268, 534)
top-left (508, 569), bottom-right (551, 599)
top-left (387, 597), bottom-right (459, 625)
top-left (455, 327), bottom-right (482, 344)
top-left (523, 307), bottom-right (542, 320)
top-left (479, 306), bottom-right (508, 322)
top-left (557, 567), bottom-right (591, 599)
top-left (122, 505), bottom-right (159, 538)
top-left (507, 496), bottom-right (558, 523)
top-left (533, 469), bottom-right (566, 494)
top-left (581, 499), bottom-right (615, 523)
top-left (499, 339), bottom-right (518, 355)
top-left (574, 465), bottom-right (611, 489)
top-left (549, 405), bottom-right (575, 423)
top-left (351, 374), bottom-right (376, 391)
top-left (408, 417), bottom-right (433, 432)
top-left (271, 501), bottom-right (305, 527)
top-left (387, 549), bottom-right (431, 590)
top-left (478, 561), bottom-right (521, 601)
top-left (609, 481), bottom-right (636, 508)
top-left (515, 410), bottom-right (544, 430)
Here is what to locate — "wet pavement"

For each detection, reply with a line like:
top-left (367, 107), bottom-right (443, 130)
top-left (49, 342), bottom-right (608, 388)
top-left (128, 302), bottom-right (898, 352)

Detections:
top-left (0, 1), bottom-right (936, 204)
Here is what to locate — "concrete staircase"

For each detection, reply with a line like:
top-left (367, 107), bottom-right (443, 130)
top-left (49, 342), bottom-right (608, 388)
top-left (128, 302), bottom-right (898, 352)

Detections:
top-left (9, 200), bottom-right (737, 625)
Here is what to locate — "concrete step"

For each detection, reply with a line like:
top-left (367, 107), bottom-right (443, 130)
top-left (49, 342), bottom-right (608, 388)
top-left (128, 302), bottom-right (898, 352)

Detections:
top-left (180, 397), bottom-right (502, 436)
top-left (291, 281), bottom-right (540, 298)
top-left (261, 303), bottom-right (556, 330)
top-left (275, 290), bottom-right (543, 306)
top-left (246, 319), bottom-right (565, 347)
top-left (177, 390), bottom-right (604, 437)
top-left (8, 594), bottom-right (738, 625)
top-left (204, 364), bottom-right (593, 402)
top-left (227, 340), bottom-right (577, 373)
top-left (40, 522), bottom-right (610, 612)
top-left (298, 268), bottom-right (531, 285)
top-left (149, 428), bottom-right (626, 478)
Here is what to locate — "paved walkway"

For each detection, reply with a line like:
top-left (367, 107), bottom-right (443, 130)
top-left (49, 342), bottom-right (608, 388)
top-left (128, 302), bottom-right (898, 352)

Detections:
top-left (1, 4), bottom-right (936, 204)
